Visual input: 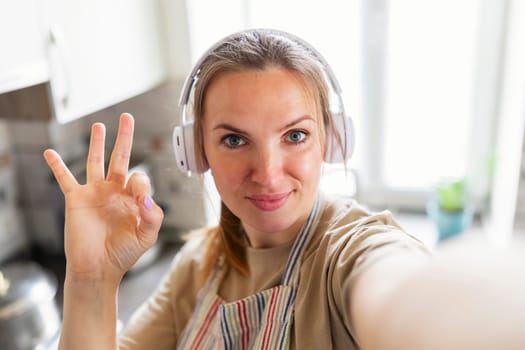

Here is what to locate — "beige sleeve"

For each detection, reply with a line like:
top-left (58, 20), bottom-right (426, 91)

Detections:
top-left (328, 212), bottom-right (431, 339)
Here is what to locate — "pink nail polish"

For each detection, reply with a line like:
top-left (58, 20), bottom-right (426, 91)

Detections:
top-left (144, 196), bottom-right (153, 210)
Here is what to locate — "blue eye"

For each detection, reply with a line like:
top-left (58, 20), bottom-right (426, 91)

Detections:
top-left (223, 134), bottom-right (246, 148)
top-left (286, 130), bottom-right (307, 143)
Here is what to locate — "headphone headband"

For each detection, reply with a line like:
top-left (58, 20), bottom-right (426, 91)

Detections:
top-left (179, 29), bottom-right (343, 109)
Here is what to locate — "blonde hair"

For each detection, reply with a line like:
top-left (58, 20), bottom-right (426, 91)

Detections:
top-left (190, 29), bottom-right (345, 278)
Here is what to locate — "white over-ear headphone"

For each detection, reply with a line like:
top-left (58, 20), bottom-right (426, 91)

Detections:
top-left (173, 29), bottom-right (355, 174)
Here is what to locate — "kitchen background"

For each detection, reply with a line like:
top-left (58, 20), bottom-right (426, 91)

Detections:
top-left (0, 0), bottom-right (524, 349)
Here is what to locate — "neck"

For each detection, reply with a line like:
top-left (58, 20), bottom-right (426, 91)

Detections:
top-left (242, 216), bottom-right (307, 249)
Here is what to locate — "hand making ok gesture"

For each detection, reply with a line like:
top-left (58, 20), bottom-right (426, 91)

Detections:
top-left (43, 113), bottom-right (164, 283)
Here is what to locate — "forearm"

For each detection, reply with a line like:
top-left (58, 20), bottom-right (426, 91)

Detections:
top-left (58, 273), bottom-right (121, 350)
top-left (366, 243), bottom-right (525, 350)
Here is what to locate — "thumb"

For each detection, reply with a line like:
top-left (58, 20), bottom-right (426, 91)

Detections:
top-left (136, 195), bottom-right (164, 247)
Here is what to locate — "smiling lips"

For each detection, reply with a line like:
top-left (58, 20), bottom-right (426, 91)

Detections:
top-left (246, 192), bottom-right (292, 211)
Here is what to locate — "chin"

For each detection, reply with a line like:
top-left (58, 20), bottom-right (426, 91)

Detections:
top-left (242, 205), bottom-right (303, 234)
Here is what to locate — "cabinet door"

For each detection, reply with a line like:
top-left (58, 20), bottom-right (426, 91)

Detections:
top-left (0, 0), bottom-right (50, 94)
top-left (44, 0), bottom-right (167, 123)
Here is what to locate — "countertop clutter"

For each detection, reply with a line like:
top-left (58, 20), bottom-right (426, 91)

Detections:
top-left (0, 261), bottom-right (61, 350)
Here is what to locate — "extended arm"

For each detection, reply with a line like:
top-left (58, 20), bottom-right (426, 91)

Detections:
top-left (43, 114), bottom-right (164, 350)
top-left (351, 239), bottom-right (525, 350)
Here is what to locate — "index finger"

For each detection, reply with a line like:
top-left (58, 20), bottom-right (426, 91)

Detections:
top-left (43, 149), bottom-right (79, 194)
top-left (107, 113), bottom-right (134, 185)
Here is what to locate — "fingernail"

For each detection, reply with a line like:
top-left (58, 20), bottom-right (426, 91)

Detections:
top-left (143, 196), bottom-right (153, 210)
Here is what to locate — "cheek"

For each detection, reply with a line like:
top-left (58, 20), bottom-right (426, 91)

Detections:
top-left (286, 150), bottom-right (323, 184)
top-left (212, 160), bottom-right (244, 182)
top-left (206, 150), bottom-right (247, 187)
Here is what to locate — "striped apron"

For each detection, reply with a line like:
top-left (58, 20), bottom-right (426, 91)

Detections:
top-left (176, 198), bottom-right (321, 350)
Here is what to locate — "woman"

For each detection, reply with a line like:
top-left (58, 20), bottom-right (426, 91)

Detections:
top-left (44, 30), bottom-right (525, 350)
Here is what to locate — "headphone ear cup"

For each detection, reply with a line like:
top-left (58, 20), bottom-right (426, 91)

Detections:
top-left (173, 125), bottom-right (189, 173)
top-left (324, 114), bottom-right (355, 163)
top-left (173, 122), bottom-right (209, 173)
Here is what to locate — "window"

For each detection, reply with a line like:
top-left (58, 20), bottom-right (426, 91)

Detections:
top-left (383, 1), bottom-right (478, 188)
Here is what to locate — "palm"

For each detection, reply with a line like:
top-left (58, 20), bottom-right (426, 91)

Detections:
top-left (44, 114), bottom-right (162, 281)
top-left (64, 184), bottom-right (139, 275)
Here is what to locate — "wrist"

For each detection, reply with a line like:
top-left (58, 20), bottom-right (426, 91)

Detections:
top-left (65, 265), bottom-right (123, 288)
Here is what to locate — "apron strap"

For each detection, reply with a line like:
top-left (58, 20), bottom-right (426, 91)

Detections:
top-left (281, 194), bottom-right (322, 287)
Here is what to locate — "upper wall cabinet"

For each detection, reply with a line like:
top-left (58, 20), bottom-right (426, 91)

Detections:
top-left (1, 0), bottom-right (168, 123)
top-left (0, 0), bottom-right (50, 95)
top-left (44, 0), bottom-right (168, 123)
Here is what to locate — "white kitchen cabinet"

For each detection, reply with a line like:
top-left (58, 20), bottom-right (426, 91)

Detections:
top-left (0, 0), bottom-right (50, 94)
top-left (43, 0), bottom-right (168, 123)
top-left (1, 0), bottom-right (168, 123)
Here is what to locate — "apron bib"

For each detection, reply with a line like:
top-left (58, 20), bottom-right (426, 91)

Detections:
top-left (176, 197), bottom-right (321, 350)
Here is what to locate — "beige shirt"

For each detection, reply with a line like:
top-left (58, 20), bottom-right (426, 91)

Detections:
top-left (120, 196), bottom-right (429, 349)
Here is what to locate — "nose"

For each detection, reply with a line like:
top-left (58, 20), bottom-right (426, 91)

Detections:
top-left (249, 145), bottom-right (284, 186)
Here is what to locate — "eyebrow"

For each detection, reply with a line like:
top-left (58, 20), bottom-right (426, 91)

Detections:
top-left (212, 115), bottom-right (315, 135)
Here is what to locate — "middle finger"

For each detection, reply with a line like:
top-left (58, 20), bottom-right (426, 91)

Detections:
top-left (107, 113), bottom-right (134, 185)
top-left (86, 122), bottom-right (106, 183)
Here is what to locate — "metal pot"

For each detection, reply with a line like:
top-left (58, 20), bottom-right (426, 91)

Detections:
top-left (0, 262), bottom-right (61, 350)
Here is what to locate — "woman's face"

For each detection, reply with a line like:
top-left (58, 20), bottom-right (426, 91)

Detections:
top-left (202, 67), bottom-right (324, 248)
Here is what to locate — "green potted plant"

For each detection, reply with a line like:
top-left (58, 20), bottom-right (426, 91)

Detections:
top-left (426, 178), bottom-right (474, 241)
